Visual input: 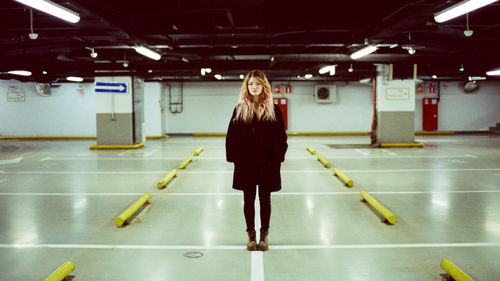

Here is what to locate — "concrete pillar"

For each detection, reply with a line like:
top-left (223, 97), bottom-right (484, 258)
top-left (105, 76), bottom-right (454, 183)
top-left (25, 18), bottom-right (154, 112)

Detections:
top-left (95, 76), bottom-right (145, 145)
top-left (375, 64), bottom-right (416, 145)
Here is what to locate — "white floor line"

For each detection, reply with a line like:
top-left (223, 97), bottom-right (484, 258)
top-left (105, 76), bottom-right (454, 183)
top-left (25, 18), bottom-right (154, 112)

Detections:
top-left (3, 168), bottom-right (500, 174)
top-left (41, 157), bottom-right (186, 161)
top-left (39, 154), bottom-right (477, 161)
top-left (1, 190), bottom-right (500, 197)
top-left (1, 242), bottom-right (499, 250)
top-left (251, 251), bottom-right (265, 281)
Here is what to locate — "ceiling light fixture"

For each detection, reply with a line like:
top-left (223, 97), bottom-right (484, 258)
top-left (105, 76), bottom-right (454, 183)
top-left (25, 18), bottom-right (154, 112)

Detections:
top-left (239, 74), bottom-right (244, 79)
top-left (214, 74), bottom-right (222, 80)
top-left (459, 64), bottom-right (465, 71)
top-left (464, 13), bottom-right (474, 37)
top-left (134, 45), bottom-right (161, 61)
top-left (8, 70), bottom-right (32, 76)
top-left (348, 64), bottom-right (354, 72)
top-left (486, 69), bottom-right (500, 76)
top-left (432, 75), bottom-right (438, 79)
top-left (181, 57), bottom-right (189, 62)
top-left (90, 48), bottom-right (97, 58)
top-left (408, 47), bottom-right (416, 55)
top-left (319, 65), bottom-right (337, 75)
top-left (28, 8), bottom-right (38, 39)
top-left (350, 45), bottom-right (378, 60)
top-left (304, 74), bottom-right (313, 79)
top-left (434, 0), bottom-right (499, 23)
top-left (67, 76), bottom-right (83, 82)
top-left (201, 68), bottom-right (212, 76)
top-left (14, 0), bottom-right (80, 23)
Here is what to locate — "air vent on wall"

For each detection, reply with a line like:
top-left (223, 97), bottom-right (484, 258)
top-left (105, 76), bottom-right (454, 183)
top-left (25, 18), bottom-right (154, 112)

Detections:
top-left (464, 81), bottom-right (479, 94)
top-left (314, 85), bottom-right (336, 103)
top-left (35, 83), bottom-right (51, 97)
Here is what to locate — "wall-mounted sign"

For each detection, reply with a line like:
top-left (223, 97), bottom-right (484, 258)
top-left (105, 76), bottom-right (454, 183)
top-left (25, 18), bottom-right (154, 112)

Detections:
top-left (7, 86), bottom-right (25, 102)
top-left (94, 82), bottom-right (128, 94)
top-left (386, 88), bottom-right (409, 100)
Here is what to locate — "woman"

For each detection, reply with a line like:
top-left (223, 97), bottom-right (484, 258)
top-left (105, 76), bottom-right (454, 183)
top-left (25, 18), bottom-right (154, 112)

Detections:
top-left (225, 70), bottom-right (288, 251)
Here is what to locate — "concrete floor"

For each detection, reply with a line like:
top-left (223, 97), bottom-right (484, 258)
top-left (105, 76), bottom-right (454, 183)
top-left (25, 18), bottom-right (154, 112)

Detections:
top-left (0, 135), bottom-right (500, 280)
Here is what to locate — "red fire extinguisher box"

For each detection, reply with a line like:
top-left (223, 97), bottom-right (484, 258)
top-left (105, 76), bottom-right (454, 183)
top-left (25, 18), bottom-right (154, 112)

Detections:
top-left (423, 98), bottom-right (438, 130)
top-left (273, 98), bottom-right (288, 130)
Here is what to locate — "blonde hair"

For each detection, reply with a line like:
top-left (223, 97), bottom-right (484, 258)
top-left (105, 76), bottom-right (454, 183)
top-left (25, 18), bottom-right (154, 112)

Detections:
top-left (235, 70), bottom-right (276, 122)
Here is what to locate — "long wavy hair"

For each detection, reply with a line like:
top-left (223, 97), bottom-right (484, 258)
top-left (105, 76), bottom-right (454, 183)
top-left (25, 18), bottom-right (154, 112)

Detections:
top-left (235, 70), bottom-right (276, 122)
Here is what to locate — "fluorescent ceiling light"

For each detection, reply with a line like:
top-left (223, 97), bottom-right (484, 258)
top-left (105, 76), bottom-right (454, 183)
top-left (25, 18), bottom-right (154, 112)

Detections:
top-left (8, 70), bottom-right (32, 76)
top-left (350, 45), bottom-right (378, 60)
top-left (486, 69), bottom-right (500, 76)
top-left (201, 68), bottom-right (212, 76)
top-left (14, 0), bottom-right (80, 23)
top-left (434, 0), bottom-right (499, 23)
top-left (304, 74), bottom-right (313, 79)
top-left (134, 46), bottom-right (161, 61)
top-left (214, 74), bottom-right (222, 80)
top-left (67, 76), bottom-right (83, 82)
top-left (318, 65), bottom-right (336, 75)
top-left (469, 76), bottom-right (486, 80)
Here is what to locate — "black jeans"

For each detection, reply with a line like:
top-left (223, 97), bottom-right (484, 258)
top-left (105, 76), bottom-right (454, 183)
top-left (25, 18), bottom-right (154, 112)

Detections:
top-left (243, 186), bottom-right (271, 232)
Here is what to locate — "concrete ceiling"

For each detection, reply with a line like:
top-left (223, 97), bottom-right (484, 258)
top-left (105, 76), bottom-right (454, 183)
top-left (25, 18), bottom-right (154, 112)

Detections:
top-left (1, 0), bottom-right (500, 82)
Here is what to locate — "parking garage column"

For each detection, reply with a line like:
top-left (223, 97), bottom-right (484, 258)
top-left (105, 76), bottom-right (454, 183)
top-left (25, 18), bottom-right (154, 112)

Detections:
top-left (374, 64), bottom-right (416, 145)
top-left (95, 76), bottom-right (145, 145)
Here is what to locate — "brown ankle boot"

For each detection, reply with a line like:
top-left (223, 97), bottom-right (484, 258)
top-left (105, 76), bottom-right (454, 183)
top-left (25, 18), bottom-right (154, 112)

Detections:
top-left (247, 230), bottom-right (257, 251)
top-left (257, 230), bottom-right (269, 251)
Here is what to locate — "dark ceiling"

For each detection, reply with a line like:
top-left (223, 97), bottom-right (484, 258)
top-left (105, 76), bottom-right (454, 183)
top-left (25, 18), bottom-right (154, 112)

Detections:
top-left (1, 0), bottom-right (500, 82)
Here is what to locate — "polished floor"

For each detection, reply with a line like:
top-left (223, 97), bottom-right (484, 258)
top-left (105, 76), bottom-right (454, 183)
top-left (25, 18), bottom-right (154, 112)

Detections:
top-left (1, 135), bottom-right (500, 280)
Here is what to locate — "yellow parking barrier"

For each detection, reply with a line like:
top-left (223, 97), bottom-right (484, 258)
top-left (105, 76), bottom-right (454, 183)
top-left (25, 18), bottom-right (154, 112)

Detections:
top-left (360, 191), bottom-right (397, 224)
top-left (157, 169), bottom-right (177, 189)
top-left (115, 193), bottom-right (151, 226)
top-left (306, 146), bottom-right (316, 155)
top-left (44, 261), bottom-right (75, 281)
top-left (440, 259), bottom-right (474, 281)
top-left (333, 168), bottom-right (354, 187)
top-left (194, 146), bottom-right (204, 156)
top-left (179, 156), bottom-right (193, 169)
top-left (317, 155), bottom-right (331, 168)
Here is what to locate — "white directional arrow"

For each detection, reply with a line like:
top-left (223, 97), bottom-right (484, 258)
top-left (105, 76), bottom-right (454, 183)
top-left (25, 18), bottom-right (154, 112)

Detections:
top-left (0, 156), bottom-right (23, 165)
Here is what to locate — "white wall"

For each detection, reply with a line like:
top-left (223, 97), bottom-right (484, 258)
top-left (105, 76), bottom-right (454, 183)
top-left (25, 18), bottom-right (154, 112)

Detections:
top-left (1, 78), bottom-right (500, 136)
top-left (414, 81), bottom-right (500, 131)
top-left (0, 79), bottom-right (96, 136)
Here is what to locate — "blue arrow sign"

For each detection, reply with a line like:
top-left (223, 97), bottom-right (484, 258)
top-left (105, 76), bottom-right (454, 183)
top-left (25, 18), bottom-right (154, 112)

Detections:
top-left (94, 82), bottom-right (128, 93)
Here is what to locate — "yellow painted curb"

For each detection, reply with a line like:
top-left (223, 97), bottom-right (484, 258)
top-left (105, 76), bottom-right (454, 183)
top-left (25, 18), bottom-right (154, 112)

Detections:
top-left (380, 142), bottom-right (424, 147)
top-left (317, 155), bottom-right (331, 168)
top-left (333, 168), bottom-right (354, 187)
top-left (90, 142), bottom-right (144, 150)
top-left (147, 135), bottom-right (169, 139)
top-left (179, 156), bottom-right (193, 169)
top-left (193, 133), bottom-right (226, 136)
top-left (44, 261), bottom-right (75, 281)
top-left (360, 191), bottom-right (397, 224)
top-left (157, 169), bottom-right (177, 189)
top-left (415, 131), bottom-right (455, 135)
top-left (0, 136), bottom-right (96, 140)
top-left (440, 259), bottom-right (474, 281)
top-left (306, 146), bottom-right (316, 155)
top-left (287, 132), bottom-right (370, 135)
top-left (115, 193), bottom-right (151, 227)
top-left (194, 146), bottom-right (204, 156)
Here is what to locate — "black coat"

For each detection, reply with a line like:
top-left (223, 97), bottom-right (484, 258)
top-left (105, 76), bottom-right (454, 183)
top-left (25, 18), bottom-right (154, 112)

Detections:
top-left (225, 104), bottom-right (288, 192)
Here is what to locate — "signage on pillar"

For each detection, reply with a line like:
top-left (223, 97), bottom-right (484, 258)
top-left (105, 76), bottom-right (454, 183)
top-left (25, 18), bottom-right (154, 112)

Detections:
top-left (274, 86), bottom-right (281, 94)
top-left (285, 86), bottom-right (292, 94)
top-left (94, 82), bottom-right (128, 94)
top-left (429, 84), bottom-right (436, 93)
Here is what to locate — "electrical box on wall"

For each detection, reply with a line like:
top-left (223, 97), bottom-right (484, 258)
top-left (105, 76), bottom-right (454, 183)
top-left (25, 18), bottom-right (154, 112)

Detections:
top-left (314, 85), bottom-right (336, 103)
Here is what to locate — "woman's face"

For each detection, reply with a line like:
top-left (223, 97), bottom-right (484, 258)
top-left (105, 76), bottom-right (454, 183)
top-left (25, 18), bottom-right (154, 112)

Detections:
top-left (248, 77), bottom-right (263, 96)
